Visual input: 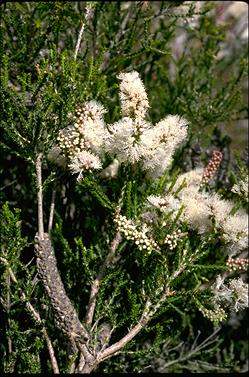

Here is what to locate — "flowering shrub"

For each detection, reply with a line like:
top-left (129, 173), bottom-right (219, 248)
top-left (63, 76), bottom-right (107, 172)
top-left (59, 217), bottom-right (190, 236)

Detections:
top-left (0, 1), bottom-right (248, 374)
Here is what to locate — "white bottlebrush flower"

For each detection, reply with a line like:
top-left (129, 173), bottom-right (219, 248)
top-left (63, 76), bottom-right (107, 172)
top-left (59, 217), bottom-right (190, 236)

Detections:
top-left (231, 175), bottom-right (249, 202)
top-left (208, 193), bottom-right (248, 254)
top-left (221, 212), bottom-right (248, 254)
top-left (56, 100), bottom-right (108, 177)
top-left (102, 71), bottom-right (190, 178)
top-left (207, 193), bottom-right (235, 224)
top-left (164, 168), bottom-right (249, 246)
top-left (180, 190), bottom-right (213, 233)
top-left (141, 144), bottom-right (174, 178)
top-left (75, 101), bottom-right (107, 154)
top-left (212, 275), bottom-right (248, 312)
top-left (147, 194), bottom-right (180, 212)
top-left (105, 117), bottom-right (147, 164)
top-left (152, 115), bottom-right (188, 150)
top-left (58, 119), bottom-right (103, 160)
top-left (173, 168), bottom-right (204, 192)
top-left (68, 150), bottom-right (102, 180)
top-left (212, 275), bottom-right (233, 302)
top-left (140, 115), bottom-right (188, 178)
top-left (118, 71), bottom-right (149, 119)
top-left (228, 278), bottom-right (248, 312)
top-left (76, 100), bottom-right (106, 121)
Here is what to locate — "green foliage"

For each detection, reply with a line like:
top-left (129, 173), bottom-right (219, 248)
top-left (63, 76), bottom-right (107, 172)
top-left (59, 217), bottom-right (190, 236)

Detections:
top-left (77, 175), bottom-right (115, 211)
top-left (0, 203), bottom-right (28, 260)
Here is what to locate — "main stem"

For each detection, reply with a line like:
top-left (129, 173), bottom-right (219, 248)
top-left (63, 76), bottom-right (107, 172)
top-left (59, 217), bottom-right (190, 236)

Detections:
top-left (35, 153), bottom-right (44, 239)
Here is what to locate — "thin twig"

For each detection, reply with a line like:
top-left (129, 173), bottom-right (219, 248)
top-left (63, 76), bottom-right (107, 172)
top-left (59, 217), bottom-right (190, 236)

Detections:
top-left (0, 257), bottom-right (60, 374)
top-left (74, 21), bottom-right (85, 60)
top-left (35, 153), bottom-right (44, 240)
top-left (6, 272), bottom-right (13, 358)
top-left (85, 232), bottom-right (122, 326)
top-left (48, 188), bottom-right (56, 233)
top-left (74, 4), bottom-right (92, 60)
top-left (0, 179), bottom-right (17, 191)
top-left (161, 327), bottom-right (221, 370)
top-left (42, 329), bottom-right (60, 374)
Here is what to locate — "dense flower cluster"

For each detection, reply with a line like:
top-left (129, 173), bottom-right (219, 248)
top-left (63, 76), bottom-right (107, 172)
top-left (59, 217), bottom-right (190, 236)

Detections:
top-left (212, 275), bottom-right (248, 312)
top-left (226, 257), bottom-right (249, 272)
top-left (145, 168), bottom-right (248, 256)
top-left (57, 101), bottom-right (106, 179)
top-left (140, 115), bottom-right (188, 178)
top-left (114, 213), bottom-right (160, 254)
top-left (118, 71), bottom-right (149, 119)
top-left (201, 150), bottom-right (223, 184)
top-left (104, 71), bottom-right (189, 178)
top-left (104, 117), bottom-right (151, 164)
top-left (209, 195), bottom-right (248, 255)
top-left (231, 175), bottom-right (249, 202)
top-left (46, 68), bottom-right (249, 333)
top-left (164, 230), bottom-right (185, 250)
top-left (199, 305), bottom-right (227, 324)
top-left (53, 71), bottom-right (189, 179)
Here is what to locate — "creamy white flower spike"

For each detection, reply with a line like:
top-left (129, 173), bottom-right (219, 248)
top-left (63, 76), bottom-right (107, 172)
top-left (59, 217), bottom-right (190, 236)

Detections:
top-left (104, 117), bottom-right (151, 164)
top-left (56, 101), bottom-right (107, 177)
top-left (68, 151), bottom-right (102, 180)
top-left (74, 100), bottom-right (107, 155)
top-left (143, 164), bottom-right (248, 255)
top-left (118, 71), bottom-right (149, 119)
top-left (140, 115), bottom-right (188, 178)
top-left (231, 175), bottom-right (249, 202)
top-left (212, 275), bottom-right (249, 312)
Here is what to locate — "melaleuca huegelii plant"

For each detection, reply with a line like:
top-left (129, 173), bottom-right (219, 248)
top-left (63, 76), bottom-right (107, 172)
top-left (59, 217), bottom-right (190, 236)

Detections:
top-left (0, 1), bottom-right (248, 374)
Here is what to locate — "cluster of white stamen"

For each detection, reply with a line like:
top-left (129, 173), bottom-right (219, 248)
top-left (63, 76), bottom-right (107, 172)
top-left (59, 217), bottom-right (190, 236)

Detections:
top-left (212, 275), bottom-right (248, 312)
top-left (68, 151), bottom-right (102, 180)
top-left (118, 71), bottom-right (149, 119)
top-left (53, 71), bottom-right (190, 179)
top-left (231, 175), bottom-right (249, 202)
top-left (104, 71), bottom-right (188, 177)
top-left (147, 195), bottom-right (180, 213)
